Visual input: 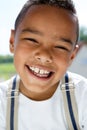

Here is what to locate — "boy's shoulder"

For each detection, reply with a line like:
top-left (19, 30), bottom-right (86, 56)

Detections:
top-left (0, 76), bottom-right (16, 96)
top-left (68, 71), bottom-right (87, 83)
top-left (67, 71), bottom-right (87, 90)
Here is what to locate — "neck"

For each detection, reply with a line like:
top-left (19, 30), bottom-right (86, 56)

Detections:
top-left (19, 82), bottom-right (59, 101)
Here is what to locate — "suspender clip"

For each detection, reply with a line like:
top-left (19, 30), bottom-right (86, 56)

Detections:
top-left (7, 89), bottom-right (19, 98)
top-left (60, 82), bottom-right (75, 91)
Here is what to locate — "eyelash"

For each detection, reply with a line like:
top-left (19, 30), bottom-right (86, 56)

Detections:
top-left (55, 46), bottom-right (69, 51)
top-left (23, 38), bottom-right (38, 43)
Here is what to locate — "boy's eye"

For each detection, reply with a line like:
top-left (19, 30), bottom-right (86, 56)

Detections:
top-left (23, 38), bottom-right (38, 43)
top-left (55, 46), bottom-right (69, 51)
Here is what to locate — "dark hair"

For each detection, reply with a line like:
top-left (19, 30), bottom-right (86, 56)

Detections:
top-left (14, 0), bottom-right (79, 43)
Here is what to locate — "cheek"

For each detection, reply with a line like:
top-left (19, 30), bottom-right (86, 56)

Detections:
top-left (53, 52), bottom-right (72, 72)
top-left (13, 53), bottom-right (22, 72)
top-left (13, 47), bottom-right (26, 71)
top-left (54, 52), bottom-right (71, 64)
top-left (14, 43), bottom-right (31, 59)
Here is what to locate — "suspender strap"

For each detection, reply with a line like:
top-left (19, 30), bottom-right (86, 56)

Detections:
top-left (6, 76), bottom-right (19, 130)
top-left (61, 73), bottom-right (81, 130)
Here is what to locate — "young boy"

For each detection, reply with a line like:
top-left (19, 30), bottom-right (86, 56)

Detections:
top-left (0, 0), bottom-right (87, 130)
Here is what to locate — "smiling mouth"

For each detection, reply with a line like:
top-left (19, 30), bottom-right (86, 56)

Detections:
top-left (26, 65), bottom-right (53, 78)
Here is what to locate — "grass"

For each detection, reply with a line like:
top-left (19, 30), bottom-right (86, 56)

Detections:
top-left (0, 63), bottom-right (16, 81)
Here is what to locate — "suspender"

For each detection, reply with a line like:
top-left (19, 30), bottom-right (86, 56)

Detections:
top-left (61, 73), bottom-right (81, 130)
top-left (6, 76), bottom-right (19, 130)
top-left (6, 73), bottom-right (81, 130)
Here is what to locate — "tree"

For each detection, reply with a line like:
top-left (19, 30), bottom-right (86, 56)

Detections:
top-left (0, 55), bottom-right (13, 63)
top-left (80, 27), bottom-right (87, 43)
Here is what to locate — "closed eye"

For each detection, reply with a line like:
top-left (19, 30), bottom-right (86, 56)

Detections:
top-left (23, 38), bottom-right (38, 43)
top-left (55, 46), bottom-right (69, 51)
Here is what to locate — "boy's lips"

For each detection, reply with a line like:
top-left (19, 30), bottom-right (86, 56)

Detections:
top-left (25, 65), bottom-right (54, 78)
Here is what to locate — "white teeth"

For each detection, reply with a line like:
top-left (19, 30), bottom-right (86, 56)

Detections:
top-left (39, 69), bottom-right (44, 74)
top-left (29, 66), bottom-right (50, 75)
top-left (35, 68), bottom-right (39, 73)
top-left (30, 67), bottom-right (34, 71)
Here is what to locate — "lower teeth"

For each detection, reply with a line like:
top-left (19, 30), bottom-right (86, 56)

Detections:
top-left (33, 71), bottom-right (49, 78)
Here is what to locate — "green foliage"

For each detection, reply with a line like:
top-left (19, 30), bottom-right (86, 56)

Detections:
top-left (0, 55), bottom-right (13, 63)
top-left (80, 27), bottom-right (87, 42)
top-left (0, 63), bottom-right (16, 81)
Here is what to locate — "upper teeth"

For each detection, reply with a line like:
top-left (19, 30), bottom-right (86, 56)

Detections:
top-left (30, 66), bottom-right (50, 75)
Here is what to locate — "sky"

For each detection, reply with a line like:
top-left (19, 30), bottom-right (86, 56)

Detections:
top-left (0, 0), bottom-right (87, 55)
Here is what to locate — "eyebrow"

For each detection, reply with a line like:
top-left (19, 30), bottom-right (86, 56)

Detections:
top-left (21, 27), bottom-right (43, 36)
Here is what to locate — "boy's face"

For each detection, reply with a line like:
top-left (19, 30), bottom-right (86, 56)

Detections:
top-left (10, 5), bottom-right (78, 100)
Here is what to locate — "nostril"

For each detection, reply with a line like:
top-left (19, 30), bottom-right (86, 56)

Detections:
top-left (35, 55), bottom-right (52, 63)
top-left (37, 57), bottom-right (41, 60)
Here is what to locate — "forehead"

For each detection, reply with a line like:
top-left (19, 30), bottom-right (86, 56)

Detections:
top-left (21, 5), bottom-right (76, 25)
top-left (17, 5), bottom-right (77, 41)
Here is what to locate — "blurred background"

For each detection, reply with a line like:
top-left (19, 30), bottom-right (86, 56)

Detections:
top-left (0, 0), bottom-right (87, 81)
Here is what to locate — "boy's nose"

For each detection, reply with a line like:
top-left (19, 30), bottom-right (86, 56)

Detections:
top-left (35, 50), bottom-right (52, 64)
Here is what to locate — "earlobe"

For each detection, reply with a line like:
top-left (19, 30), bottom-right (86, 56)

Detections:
top-left (74, 44), bottom-right (79, 54)
top-left (73, 44), bottom-right (79, 58)
top-left (9, 29), bottom-right (15, 53)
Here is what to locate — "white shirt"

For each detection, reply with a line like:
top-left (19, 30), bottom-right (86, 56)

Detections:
top-left (0, 72), bottom-right (87, 130)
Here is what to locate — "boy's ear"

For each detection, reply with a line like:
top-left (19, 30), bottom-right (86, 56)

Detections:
top-left (9, 29), bottom-right (15, 53)
top-left (69, 45), bottom-right (79, 65)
